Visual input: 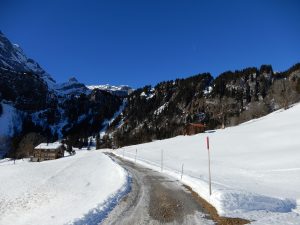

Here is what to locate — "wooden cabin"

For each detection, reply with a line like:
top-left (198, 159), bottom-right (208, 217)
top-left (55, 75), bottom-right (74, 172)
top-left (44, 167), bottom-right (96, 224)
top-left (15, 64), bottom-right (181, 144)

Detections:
top-left (31, 142), bottom-right (65, 162)
top-left (184, 123), bottom-right (206, 135)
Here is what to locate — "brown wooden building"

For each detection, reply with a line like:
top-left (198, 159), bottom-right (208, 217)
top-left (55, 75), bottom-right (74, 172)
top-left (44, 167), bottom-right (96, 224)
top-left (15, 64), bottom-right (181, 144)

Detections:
top-left (31, 142), bottom-right (65, 162)
top-left (184, 123), bottom-right (206, 135)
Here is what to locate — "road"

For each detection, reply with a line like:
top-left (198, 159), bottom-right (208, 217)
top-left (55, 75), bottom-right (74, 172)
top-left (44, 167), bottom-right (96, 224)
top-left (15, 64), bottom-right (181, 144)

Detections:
top-left (102, 154), bottom-right (215, 225)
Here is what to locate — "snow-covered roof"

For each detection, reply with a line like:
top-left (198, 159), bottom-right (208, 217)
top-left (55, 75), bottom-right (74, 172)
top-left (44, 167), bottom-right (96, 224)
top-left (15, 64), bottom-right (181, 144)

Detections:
top-left (34, 142), bottom-right (62, 150)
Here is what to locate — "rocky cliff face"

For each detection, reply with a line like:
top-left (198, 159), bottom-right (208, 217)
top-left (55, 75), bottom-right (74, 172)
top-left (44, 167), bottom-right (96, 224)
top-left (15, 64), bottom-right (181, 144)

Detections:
top-left (0, 31), bottom-right (55, 88)
top-left (55, 77), bottom-right (91, 97)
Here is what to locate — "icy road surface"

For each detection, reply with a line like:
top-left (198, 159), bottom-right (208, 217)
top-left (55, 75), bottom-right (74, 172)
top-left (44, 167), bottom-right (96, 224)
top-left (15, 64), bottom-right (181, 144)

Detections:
top-left (102, 154), bottom-right (215, 225)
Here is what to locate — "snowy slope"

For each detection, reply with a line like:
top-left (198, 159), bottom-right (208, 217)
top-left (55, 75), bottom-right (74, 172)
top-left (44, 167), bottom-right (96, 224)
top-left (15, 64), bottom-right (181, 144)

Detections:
top-left (0, 103), bottom-right (22, 137)
top-left (99, 99), bottom-right (127, 138)
top-left (0, 103), bottom-right (23, 157)
top-left (115, 103), bottom-right (300, 224)
top-left (0, 150), bottom-right (129, 225)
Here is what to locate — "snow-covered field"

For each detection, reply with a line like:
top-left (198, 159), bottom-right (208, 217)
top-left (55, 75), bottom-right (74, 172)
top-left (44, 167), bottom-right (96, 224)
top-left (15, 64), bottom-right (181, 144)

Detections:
top-left (115, 104), bottom-right (300, 224)
top-left (0, 150), bottom-right (129, 225)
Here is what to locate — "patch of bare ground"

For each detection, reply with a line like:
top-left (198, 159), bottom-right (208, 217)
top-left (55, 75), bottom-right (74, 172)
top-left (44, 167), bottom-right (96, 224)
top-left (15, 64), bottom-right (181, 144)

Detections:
top-left (149, 184), bottom-right (183, 222)
top-left (183, 185), bottom-right (251, 225)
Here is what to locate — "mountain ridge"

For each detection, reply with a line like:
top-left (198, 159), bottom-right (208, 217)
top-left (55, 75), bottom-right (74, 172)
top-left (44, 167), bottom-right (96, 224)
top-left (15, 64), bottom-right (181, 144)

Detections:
top-left (87, 84), bottom-right (133, 97)
top-left (0, 31), bottom-right (132, 96)
top-left (0, 30), bottom-right (56, 88)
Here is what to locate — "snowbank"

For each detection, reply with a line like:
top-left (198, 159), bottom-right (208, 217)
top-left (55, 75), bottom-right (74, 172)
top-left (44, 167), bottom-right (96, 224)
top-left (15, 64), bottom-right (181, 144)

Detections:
top-left (0, 150), bottom-right (129, 225)
top-left (114, 104), bottom-right (300, 224)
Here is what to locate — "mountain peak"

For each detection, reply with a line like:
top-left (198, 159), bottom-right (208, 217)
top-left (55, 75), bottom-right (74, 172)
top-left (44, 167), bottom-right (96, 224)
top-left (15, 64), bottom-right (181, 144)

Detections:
top-left (54, 77), bottom-right (90, 97)
top-left (0, 31), bottom-right (56, 88)
top-left (68, 77), bottom-right (78, 83)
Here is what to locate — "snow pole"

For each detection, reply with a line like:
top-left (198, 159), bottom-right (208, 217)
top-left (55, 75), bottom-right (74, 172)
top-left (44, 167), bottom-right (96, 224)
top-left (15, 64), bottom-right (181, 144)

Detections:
top-left (161, 149), bottom-right (164, 172)
top-left (135, 149), bottom-right (137, 163)
top-left (181, 163), bottom-right (184, 180)
top-left (206, 136), bottom-right (212, 196)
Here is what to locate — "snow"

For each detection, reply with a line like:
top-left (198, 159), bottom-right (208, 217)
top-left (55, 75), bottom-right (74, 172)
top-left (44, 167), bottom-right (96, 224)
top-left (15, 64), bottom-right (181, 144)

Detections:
top-left (0, 150), bottom-right (129, 225)
top-left (0, 102), bottom-right (22, 137)
top-left (140, 90), bottom-right (156, 100)
top-left (0, 59), bottom-right (13, 69)
top-left (31, 107), bottom-right (68, 138)
top-left (114, 103), bottom-right (300, 224)
top-left (87, 84), bottom-right (133, 96)
top-left (154, 102), bottom-right (168, 115)
top-left (34, 142), bottom-right (62, 150)
top-left (0, 32), bottom-right (56, 89)
top-left (77, 114), bottom-right (88, 123)
top-left (203, 86), bottom-right (213, 95)
top-left (54, 78), bottom-right (91, 97)
top-left (0, 102), bottom-right (22, 157)
top-left (87, 84), bottom-right (130, 92)
top-left (100, 99), bottom-right (127, 138)
top-left (140, 91), bottom-right (147, 97)
top-left (11, 45), bottom-right (56, 89)
top-left (146, 93), bottom-right (155, 100)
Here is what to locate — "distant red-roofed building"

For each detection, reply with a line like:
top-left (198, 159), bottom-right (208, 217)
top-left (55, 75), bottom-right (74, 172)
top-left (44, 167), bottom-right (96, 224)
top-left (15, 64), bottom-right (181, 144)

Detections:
top-left (184, 123), bottom-right (206, 135)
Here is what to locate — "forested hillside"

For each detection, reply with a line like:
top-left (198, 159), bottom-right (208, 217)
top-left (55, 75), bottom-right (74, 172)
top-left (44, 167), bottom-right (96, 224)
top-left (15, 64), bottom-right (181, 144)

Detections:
top-left (108, 63), bottom-right (300, 147)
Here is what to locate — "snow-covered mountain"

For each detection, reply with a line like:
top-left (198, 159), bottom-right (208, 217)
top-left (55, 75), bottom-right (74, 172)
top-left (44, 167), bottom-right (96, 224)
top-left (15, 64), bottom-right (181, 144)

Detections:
top-left (0, 31), bottom-right (124, 157)
top-left (55, 77), bottom-right (91, 97)
top-left (0, 31), bottom-right (132, 98)
top-left (0, 31), bottom-right (55, 88)
top-left (87, 84), bottom-right (133, 97)
top-left (0, 31), bottom-right (134, 98)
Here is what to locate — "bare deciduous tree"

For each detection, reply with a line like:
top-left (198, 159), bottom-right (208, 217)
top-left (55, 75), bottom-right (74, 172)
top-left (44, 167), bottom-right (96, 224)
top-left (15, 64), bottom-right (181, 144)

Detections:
top-left (269, 79), bottom-right (298, 110)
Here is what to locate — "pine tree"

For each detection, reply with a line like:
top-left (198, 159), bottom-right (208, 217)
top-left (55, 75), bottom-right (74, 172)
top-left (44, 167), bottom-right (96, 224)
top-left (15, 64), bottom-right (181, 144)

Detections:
top-left (83, 136), bottom-right (88, 147)
top-left (95, 133), bottom-right (101, 149)
top-left (66, 137), bottom-right (73, 155)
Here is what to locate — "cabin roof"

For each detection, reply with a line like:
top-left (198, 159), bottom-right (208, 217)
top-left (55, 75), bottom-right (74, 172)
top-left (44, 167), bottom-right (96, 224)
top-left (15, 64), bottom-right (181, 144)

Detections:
top-left (34, 142), bottom-right (62, 150)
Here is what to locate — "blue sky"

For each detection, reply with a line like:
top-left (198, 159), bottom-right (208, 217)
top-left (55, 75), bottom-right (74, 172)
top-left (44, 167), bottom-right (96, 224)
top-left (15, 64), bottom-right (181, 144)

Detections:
top-left (0, 0), bottom-right (300, 88)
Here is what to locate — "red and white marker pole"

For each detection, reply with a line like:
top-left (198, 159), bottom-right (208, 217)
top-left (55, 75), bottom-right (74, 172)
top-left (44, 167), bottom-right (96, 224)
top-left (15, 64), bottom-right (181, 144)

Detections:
top-left (206, 136), bottom-right (212, 196)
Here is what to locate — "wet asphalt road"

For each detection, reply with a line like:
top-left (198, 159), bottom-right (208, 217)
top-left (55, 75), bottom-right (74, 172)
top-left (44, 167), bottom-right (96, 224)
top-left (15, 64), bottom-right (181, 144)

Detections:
top-left (101, 154), bottom-right (215, 225)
